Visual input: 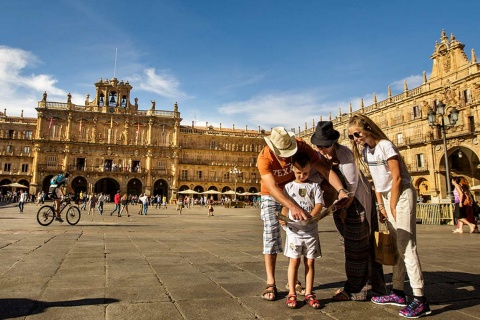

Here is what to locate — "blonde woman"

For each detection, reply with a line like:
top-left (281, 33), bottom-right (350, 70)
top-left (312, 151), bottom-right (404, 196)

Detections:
top-left (119, 194), bottom-right (130, 217)
top-left (347, 114), bottom-right (430, 319)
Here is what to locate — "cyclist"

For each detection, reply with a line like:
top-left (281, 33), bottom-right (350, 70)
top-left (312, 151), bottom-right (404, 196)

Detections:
top-left (50, 172), bottom-right (75, 222)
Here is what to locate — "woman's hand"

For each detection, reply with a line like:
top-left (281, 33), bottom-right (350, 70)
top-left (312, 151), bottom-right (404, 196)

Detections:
top-left (390, 206), bottom-right (397, 221)
top-left (377, 204), bottom-right (388, 222)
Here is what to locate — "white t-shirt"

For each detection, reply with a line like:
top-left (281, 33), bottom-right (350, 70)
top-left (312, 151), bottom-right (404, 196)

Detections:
top-left (282, 180), bottom-right (324, 234)
top-left (363, 139), bottom-right (411, 192)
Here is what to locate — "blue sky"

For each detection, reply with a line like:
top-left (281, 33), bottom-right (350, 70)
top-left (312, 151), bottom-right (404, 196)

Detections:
top-left (1, 0), bottom-right (479, 131)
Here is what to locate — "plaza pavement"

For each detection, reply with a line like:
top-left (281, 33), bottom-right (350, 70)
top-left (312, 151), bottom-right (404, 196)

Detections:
top-left (0, 201), bottom-right (479, 320)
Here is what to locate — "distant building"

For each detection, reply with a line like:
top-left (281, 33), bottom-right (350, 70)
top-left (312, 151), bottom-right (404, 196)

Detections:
top-left (299, 30), bottom-right (480, 202)
top-left (0, 78), bottom-right (265, 202)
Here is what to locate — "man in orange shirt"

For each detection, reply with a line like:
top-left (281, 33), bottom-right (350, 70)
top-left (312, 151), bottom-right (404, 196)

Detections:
top-left (257, 127), bottom-right (349, 301)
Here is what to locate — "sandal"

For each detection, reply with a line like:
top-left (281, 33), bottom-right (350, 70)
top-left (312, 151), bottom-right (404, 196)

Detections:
top-left (285, 281), bottom-right (306, 296)
top-left (332, 289), bottom-right (351, 301)
top-left (305, 293), bottom-right (322, 309)
top-left (262, 284), bottom-right (277, 301)
top-left (286, 294), bottom-right (297, 309)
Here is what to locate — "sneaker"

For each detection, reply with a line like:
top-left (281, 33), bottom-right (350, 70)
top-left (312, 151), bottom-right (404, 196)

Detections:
top-left (55, 217), bottom-right (64, 223)
top-left (399, 298), bottom-right (431, 318)
top-left (371, 292), bottom-right (407, 306)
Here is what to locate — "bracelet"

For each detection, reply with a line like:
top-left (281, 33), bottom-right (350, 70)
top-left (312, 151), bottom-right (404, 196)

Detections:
top-left (377, 204), bottom-right (385, 210)
top-left (338, 188), bottom-right (348, 194)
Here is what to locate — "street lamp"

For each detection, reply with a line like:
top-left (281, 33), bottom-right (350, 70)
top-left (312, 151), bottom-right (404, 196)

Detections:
top-left (229, 166), bottom-right (242, 201)
top-left (427, 101), bottom-right (459, 202)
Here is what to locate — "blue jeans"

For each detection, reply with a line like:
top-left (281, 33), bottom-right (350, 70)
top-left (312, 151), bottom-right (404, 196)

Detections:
top-left (142, 203), bottom-right (148, 215)
top-left (19, 201), bottom-right (24, 212)
top-left (111, 203), bottom-right (120, 215)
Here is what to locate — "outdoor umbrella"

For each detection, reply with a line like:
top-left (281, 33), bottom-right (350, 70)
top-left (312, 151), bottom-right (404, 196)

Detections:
top-left (202, 190), bottom-right (222, 195)
top-left (222, 190), bottom-right (236, 195)
top-left (470, 185), bottom-right (480, 191)
top-left (2, 182), bottom-right (28, 188)
top-left (177, 189), bottom-right (199, 194)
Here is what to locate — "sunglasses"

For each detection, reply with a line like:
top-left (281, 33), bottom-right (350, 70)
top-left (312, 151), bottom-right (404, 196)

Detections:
top-left (316, 143), bottom-right (334, 149)
top-left (348, 132), bottom-right (362, 140)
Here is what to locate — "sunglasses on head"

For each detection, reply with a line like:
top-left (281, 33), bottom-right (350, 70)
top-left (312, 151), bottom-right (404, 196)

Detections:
top-left (348, 132), bottom-right (362, 140)
top-left (316, 143), bottom-right (334, 149)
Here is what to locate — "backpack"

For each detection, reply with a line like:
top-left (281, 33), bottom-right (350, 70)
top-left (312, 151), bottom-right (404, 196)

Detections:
top-left (50, 174), bottom-right (66, 187)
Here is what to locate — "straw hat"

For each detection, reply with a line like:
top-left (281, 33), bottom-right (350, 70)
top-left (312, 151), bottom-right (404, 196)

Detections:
top-left (264, 127), bottom-right (297, 158)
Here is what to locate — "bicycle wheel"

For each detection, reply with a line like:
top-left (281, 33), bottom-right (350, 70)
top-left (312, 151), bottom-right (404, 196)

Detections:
top-left (66, 206), bottom-right (81, 225)
top-left (37, 205), bottom-right (55, 226)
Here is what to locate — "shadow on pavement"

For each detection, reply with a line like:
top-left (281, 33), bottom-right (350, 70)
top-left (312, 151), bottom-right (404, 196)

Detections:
top-left (0, 297), bottom-right (119, 319)
top-left (423, 271), bottom-right (480, 316)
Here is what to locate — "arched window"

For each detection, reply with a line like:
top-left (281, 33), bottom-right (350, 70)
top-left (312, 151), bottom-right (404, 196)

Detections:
top-left (99, 94), bottom-right (105, 106)
top-left (109, 92), bottom-right (117, 106)
top-left (121, 95), bottom-right (127, 107)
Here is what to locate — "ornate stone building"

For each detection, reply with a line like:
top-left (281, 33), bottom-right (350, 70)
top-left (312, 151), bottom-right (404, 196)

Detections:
top-left (0, 78), bottom-right (265, 202)
top-left (299, 30), bottom-right (480, 202)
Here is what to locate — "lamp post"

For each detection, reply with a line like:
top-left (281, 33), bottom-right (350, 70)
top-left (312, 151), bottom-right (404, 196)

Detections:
top-left (229, 166), bottom-right (242, 201)
top-left (427, 101), bottom-right (459, 202)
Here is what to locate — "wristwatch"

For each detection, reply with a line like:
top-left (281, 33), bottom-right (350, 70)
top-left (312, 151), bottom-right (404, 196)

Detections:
top-left (338, 188), bottom-right (348, 194)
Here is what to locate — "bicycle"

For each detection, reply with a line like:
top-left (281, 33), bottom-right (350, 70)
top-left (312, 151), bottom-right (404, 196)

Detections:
top-left (36, 194), bottom-right (81, 226)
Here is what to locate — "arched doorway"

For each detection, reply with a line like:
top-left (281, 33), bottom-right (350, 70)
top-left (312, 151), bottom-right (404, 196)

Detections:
top-left (127, 178), bottom-right (142, 196)
top-left (153, 179), bottom-right (169, 201)
top-left (439, 146), bottom-right (480, 198)
top-left (178, 185), bottom-right (190, 192)
top-left (42, 176), bottom-right (55, 193)
top-left (0, 179), bottom-right (12, 195)
top-left (17, 180), bottom-right (30, 188)
top-left (249, 187), bottom-right (258, 193)
top-left (94, 178), bottom-right (120, 200)
top-left (415, 178), bottom-right (430, 203)
top-left (71, 176), bottom-right (88, 194)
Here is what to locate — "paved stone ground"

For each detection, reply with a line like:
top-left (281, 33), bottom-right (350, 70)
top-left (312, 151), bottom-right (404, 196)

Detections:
top-left (0, 201), bottom-right (479, 319)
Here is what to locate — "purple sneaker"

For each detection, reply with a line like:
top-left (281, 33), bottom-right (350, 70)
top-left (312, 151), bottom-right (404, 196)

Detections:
top-left (371, 292), bottom-right (407, 306)
top-left (399, 298), bottom-right (431, 318)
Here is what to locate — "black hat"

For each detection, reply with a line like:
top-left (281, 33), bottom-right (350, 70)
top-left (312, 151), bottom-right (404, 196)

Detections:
top-left (310, 121), bottom-right (340, 146)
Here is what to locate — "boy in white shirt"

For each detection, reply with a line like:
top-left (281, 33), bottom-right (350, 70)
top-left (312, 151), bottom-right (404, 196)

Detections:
top-left (281, 151), bottom-right (323, 309)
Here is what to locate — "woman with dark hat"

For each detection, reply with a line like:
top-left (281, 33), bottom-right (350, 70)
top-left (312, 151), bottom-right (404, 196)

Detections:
top-left (310, 121), bottom-right (386, 301)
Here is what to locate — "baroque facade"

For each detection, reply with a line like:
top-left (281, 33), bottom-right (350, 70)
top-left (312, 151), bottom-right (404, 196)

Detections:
top-left (0, 78), bottom-right (265, 202)
top-left (299, 30), bottom-right (480, 202)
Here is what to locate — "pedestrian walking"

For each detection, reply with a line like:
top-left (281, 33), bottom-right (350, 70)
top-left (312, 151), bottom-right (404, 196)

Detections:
top-left (110, 190), bottom-right (122, 216)
top-left (18, 190), bottom-right (28, 213)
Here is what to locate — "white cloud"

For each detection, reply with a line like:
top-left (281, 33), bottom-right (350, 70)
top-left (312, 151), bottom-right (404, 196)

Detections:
top-left (137, 68), bottom-right (191, 100)
top-left (0, 45), bottom-right (68, 117)
top-left (218, 91), bottom-right (330, 129)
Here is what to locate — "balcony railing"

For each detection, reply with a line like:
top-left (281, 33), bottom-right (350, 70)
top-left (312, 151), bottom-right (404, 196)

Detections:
top-left (406, 163), bottom-right (429, 173)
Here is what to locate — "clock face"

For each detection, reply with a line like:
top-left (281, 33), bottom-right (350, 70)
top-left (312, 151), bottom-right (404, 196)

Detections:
top-left (109, 107), bottom-right (115, 113)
